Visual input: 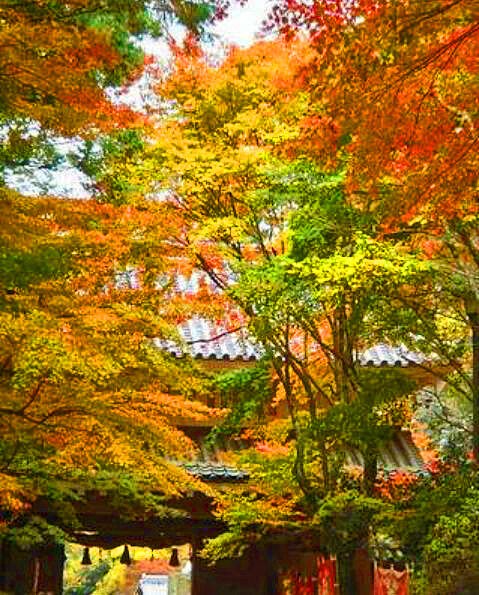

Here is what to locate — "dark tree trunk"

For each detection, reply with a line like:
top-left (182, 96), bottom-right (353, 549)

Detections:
top-left (467, 310), bottom-right (479, 463)
top-left (338, 552), bottom-right (358, 595)
top-left (0, 540), bottom-right (64, 595)
top-left (363, 448), bottom-right (378, 497)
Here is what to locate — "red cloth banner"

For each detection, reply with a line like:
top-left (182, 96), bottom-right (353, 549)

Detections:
top-left (292, 572), bottom-right (315, 594)
top-left (279, 556), bottom-right (337, 594)
top-left (374, 564), bottom-right (409, 595)
top-left (317, 556), bottom-right (336, 595)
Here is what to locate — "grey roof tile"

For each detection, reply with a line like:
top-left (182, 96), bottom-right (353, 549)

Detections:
top-left (158, 318), bottom-right (425, 368)
top-left (152, 271), bottom-right (426, 367)
top-left (358, 343), bottom-right (426, 367)
top-left (182, 462), bottom-right (249, 482)
top-left (180, 432), bottom-right (423, 481)
top-left (157, 316), bottom-right (262, 362)
top-left (345, 431), bottom-right (424, 471)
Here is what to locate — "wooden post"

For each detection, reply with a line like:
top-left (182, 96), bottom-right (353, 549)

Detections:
top-left (467, 309), bottom-right (479, 464)
top-left (0, 540), bottom-right (64, 594)
top-left (337, 552), bottom-right (357, 595)
top-left (191, 540), bottom-right (270, 595)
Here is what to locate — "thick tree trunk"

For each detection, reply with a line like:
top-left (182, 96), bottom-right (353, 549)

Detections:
top-left (362, 448), bottom-right (378, 497)
top-left (338, 552), bottom-right (358, 595)
top-left (467, 310), bottom-right (479, 463)
top-left (191, 540), bottom-right (272, 595)
top-left (0, 539), bottom-right (64, 594)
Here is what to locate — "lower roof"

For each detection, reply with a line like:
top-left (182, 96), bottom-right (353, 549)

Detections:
top-left (346, 430), bottom-right (424, 472)
top-left (179, 430), bottom-right (424, 483)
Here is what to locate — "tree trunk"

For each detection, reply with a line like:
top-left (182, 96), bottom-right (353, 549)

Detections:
top-left (0, 540), bottom-right (64, 594)
top-left (362, 448), bottom-right (378, 497)
top-left (467, 310), bottom-right (479, 463)
top-left (338, 552), bottom-right (358, 595)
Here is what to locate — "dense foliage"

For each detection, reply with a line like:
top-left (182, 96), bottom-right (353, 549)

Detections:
top-left (0, 0), bottom-right (229, 541)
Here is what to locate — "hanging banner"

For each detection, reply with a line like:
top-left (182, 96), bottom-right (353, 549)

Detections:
top-left (374, 563), bottom-right (409, 595)
top-left (278, 554), bottom-right (337, 594)
top-left (317, 556), bottom-right (336, 595)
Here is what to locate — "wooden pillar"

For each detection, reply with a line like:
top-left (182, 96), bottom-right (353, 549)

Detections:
top-left (265, 545), bottom-right (278, 595)
top-left (337, 552), bottom-right (357, 595)
top-left (353, 548), bottom-right (373, 595)
top-left (0, 539), bottom-right (64, 595)
top-left (191, 539), bottom-right (271, 595)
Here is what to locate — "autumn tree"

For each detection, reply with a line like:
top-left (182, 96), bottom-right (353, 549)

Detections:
top-left (259, 1), bottom-right (479, 463)
top-left (1, 188), bottom-right (235, 533)
top-left (0, 0), bottom-right (237, 535)
top-left (103, 39), bottom-right (434, 593)
top-left (0, 0), bottom-right (231, 185)
top-left (150, 35), bottom-right (425, 473)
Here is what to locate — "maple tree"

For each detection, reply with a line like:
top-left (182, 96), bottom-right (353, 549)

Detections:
top-left (0, 0), bottom-right (231, 185)
top-left (264, 0), bottom-right (478, 220)
top-left (261, 0), bottom-right (479, 460)
top-left (148, 36), bottom-right (425, 481)
top-left (0, 0), bottom-right (237, 539)
top-left (2, 1), bottom-right (479, 592)
top-left (0, 188), bottom-right (232, 526)
top-left (119, 37), bottom-right (439, 593)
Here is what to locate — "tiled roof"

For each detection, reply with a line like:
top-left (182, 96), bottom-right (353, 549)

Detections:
top-left (157, 317), bottom-right (424, 367)
top-left (180, 432), bottom-right (423, 480)
top-left (183, 462), bottom-right (249, 482)
top-left (346, 431), bottom-right (424, 471)
top-left (114, 267), bottom-right (425, 368)
top-left (358, 344), bottom-right (426, 368)
top-left (156, 317), bottom-right (262, 361)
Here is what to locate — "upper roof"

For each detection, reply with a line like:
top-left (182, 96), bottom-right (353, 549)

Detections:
top-left (157, 316), bottom-right (425, 367)
top-left (114, 268), bottom-right (426, 368)
top-left (358, 343), bottom-right (427, 368)
top-left (155, 316), bottom-right (262, 362)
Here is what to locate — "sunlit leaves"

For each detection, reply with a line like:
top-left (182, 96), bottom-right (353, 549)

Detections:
top-left (0, 187), bottom-right (225, 517)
